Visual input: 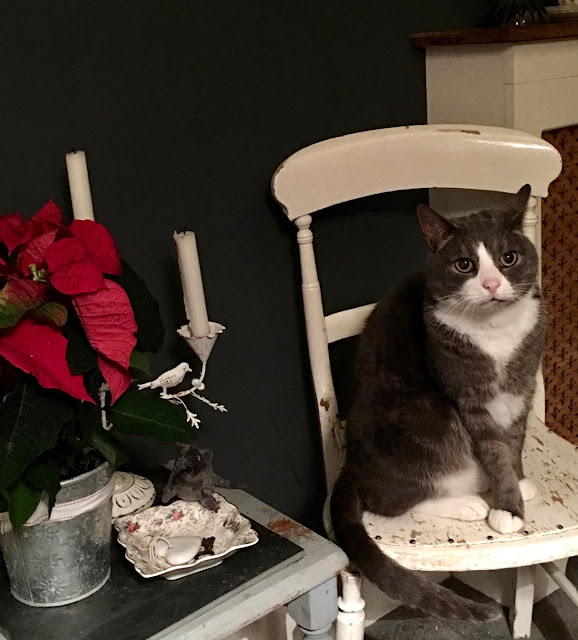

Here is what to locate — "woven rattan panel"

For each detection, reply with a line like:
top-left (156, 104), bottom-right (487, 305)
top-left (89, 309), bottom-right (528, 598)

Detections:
top-left (542, 126), bottom-right (578, 444)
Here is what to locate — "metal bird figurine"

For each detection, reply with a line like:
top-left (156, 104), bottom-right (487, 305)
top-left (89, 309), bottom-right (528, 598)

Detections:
top-left (137, 362), bottom-right (192, 398)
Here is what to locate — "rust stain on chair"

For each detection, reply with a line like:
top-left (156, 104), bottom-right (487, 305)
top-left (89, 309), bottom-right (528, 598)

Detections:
top-left (268, 518), bottom-right (315, 540)
top-left (437, 128), bottom-right (481, 135)
top-left (551, 491), bottom-right (564, 505)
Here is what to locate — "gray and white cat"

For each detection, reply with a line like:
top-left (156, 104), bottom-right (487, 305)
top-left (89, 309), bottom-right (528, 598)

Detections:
top-left (331, 185), bottom-right (545, 621)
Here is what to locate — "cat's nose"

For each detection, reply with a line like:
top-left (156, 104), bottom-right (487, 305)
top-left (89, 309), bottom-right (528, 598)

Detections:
top-left (482, 277), bottom-right (500, 295)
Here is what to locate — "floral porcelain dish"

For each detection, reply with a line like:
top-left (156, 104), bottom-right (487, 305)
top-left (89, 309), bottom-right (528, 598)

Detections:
top-left (114, 495), bottom-right (258, 580)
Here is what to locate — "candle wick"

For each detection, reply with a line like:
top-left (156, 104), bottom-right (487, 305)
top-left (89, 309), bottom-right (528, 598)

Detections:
top-left (68, 147), bottom-right (78, 154)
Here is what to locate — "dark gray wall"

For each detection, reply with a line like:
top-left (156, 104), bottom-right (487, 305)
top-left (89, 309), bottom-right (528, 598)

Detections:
top-left (1, 2), bottom-right (488, 529)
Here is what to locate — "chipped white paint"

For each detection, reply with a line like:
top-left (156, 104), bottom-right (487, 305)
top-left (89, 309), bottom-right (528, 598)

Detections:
top-left (272, 125), bottom-right (560, 497)
top-left (272, 126), bottom-right (560, 220)
top-left (293, 214), bottom-right (343, 490)
top-left (363, 413), bottom-right (578, 572)
top-left (510, 565), bottom-right (536, 639)
top-left (424, 45), bottom-right (578, 631)
top-left (272, 124), bottom-right (569, 637)
top-left (486, 393), bottom-right (526, 430)
top-left (336, 569), bottom-right (365, 640)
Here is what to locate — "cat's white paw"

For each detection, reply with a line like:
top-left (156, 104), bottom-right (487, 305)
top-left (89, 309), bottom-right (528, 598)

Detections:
top-left (519, 478), bottom-right (537, 502)
top-left (454, 496), bottom-right (490, 521)
top-left (488, 509), bottom-right (524, 534)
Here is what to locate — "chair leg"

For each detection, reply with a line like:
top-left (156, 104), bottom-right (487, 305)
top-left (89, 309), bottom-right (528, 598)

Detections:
top-left (336, 568), bottom-right (365, 640)
top-left (541, 561), bottom-right (578, 607)
top-left (509, 565), bottom-right (536, 639)
top-left (287, 577), bottom-right (338, 640)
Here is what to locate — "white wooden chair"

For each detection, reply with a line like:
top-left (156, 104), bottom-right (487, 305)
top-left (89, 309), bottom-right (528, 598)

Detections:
top-left (272, 125), bottom-right (578, 639)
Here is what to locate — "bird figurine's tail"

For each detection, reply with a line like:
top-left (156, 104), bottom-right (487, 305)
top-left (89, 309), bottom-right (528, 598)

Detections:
top-left (137, 381), bottom-right (154, 390)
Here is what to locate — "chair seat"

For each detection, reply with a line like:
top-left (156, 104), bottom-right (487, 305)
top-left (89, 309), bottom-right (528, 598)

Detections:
top-left (363, 413), bottom-right (578, 572)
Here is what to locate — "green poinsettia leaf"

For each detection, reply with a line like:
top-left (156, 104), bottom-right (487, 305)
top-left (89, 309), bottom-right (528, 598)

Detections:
top-left (90, 429), bottom-right (130, 469)
top-left (78, 403), bottom-right (129, 468)
top-left (0, 380), bottom-right (73, 491)
top-left (31, 301), bottom-right (68, 328)
top-left (129, 349), bottom-right (152, 379)
top-left (7, 477), bottom-right (42, 530)
top-left (117, 260), bottom-right (164, 353)
top-left (109, 391), bottom-right (196, 443)
top-left (65, 323), bottom-right (98, 375)
top-left (0, 280), bottom-right (46, 329)
top-left (26, 454), bottom-right (61, 512)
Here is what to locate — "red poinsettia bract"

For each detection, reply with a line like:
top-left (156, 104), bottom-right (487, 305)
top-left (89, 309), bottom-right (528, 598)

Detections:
top-left (0, 201), bottom-right (137, 402)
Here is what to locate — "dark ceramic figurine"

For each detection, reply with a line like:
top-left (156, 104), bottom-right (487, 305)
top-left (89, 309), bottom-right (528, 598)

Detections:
top-left (162, 444), bottom-right (236, 511)
top-left (491, 0), bottom-right (547, 26)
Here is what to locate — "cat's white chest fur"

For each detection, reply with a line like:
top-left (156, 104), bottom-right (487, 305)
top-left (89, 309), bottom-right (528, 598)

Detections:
top-left (434, 292), bottom-right (539, 368)
top-left (485, 392), bottom-right (526, 429)
top-left (435, 287), bottom-right (539, 429)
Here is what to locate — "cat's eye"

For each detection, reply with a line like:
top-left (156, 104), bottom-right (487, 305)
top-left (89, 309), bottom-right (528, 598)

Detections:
top-left (454, 258), bottom-right (474, 273)
top-left (499, 251), bottom-right (518, 267)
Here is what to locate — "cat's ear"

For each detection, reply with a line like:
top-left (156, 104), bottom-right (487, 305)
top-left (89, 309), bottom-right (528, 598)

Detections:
top-left (506, 184), bottom-right (531, 228)
top-left (417, 205), bottom-right (456, 252)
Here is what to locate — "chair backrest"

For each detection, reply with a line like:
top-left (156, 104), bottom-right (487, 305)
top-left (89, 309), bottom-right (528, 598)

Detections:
top-left (272, 124), bottom-right (562, 491)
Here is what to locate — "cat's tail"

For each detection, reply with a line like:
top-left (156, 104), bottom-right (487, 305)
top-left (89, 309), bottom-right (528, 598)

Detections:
top-left (330, 470), bottom-right (500, 622)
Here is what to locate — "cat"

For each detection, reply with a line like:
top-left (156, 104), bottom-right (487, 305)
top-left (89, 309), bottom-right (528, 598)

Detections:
top-left (330, 185), bottom-right (546, 621)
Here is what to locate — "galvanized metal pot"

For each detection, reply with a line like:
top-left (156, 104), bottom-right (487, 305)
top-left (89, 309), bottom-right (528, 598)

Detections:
top-left (0, 462), bottom-right (113, 607)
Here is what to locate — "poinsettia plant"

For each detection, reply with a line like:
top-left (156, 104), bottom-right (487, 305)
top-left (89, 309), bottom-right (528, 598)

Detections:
top-left (0, 201), bottom-right (195, 529)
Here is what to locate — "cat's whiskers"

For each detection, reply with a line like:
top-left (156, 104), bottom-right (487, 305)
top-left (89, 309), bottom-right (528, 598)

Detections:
top-left (434, 292), bottom-right (470, 304)
top-left (511, 283), bottom-right (539, 301)
top-left (437, 299), bottom-right (478, 351)
top-left (440, 295), bottom-right (470, 313)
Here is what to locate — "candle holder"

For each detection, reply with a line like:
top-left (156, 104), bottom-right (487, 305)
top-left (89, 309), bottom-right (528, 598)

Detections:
top-left (174, 320), bottom-right (227, 412)
top-left (136, 231), bottom-right (227, 429)
top-left (177, 321), bottom-right (225, 365)
top-left (136, 321), bottom-right (227, 429)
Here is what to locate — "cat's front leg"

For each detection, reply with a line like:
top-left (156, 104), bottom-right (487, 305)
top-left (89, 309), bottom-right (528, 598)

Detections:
top-left (505, 413), bottom-right (538, 502)
top-left (474, 437), bottom-right (525, 534)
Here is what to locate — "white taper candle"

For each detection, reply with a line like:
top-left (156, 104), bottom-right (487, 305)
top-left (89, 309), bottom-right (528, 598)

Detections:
top-left (65, 150), bottom-right (95, 221)
top-left (173, 231), bottom-right (210, 338)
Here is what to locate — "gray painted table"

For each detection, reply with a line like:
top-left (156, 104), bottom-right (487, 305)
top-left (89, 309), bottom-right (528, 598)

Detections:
top-left (0, 489), bottom-right (348, 640)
